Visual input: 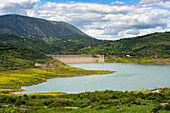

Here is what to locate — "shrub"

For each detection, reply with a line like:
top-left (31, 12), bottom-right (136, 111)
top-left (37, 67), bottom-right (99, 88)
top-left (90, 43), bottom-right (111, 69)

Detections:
top-left (165, 104), bottom-right (170, 111)
top-left (151, 107), bottom-right (159, 113)
top-left (125, 96), bottom-right (136, 103)
top-left (151, 105), bottom-right (163, 113)
top-left (91, 97), bottom-right (98, 102)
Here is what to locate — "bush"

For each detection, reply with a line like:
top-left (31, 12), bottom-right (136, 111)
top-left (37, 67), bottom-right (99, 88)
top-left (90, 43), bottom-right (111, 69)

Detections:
top-left (151, 108), bottom-right (159, 113)
top-left (165, 104), bottom-right (170, 111)
top-left (151, 105), bottom-right (163, 113)
top-left (125, 96), bottom-right (136, 103)
top-left (31, 95), bottom-right (36, 99)
top-left (91, 97), bottom-right (98, 102)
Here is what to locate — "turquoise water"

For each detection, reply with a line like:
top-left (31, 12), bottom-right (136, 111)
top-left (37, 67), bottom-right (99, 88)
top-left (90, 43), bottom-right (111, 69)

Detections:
top-left (18, 63), bottom-right (170, 93)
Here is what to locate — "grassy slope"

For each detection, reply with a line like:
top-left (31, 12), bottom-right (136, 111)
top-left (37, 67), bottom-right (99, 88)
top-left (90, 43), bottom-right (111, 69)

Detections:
top-left (77, 32), bottom-right (170, 58)
top-left (0, 34), bottom-right (105, 54)
top-left (0, 46), bottom-right (113, 89)
top-left (0, 88), bottom-right (170, 113)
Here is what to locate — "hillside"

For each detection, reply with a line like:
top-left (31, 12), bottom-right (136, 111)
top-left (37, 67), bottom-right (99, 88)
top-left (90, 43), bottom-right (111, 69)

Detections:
top-left (0, 34), bottom-right (105, 54)
top-left (0, 46), bottom-right (53, 69)
top-left (77, 32), bottom-right (170, 58)
top-left (0, 14), bottom-right (87, 38)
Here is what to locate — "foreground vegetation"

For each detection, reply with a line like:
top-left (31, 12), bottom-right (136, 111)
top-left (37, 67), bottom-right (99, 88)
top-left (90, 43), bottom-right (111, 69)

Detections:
top-left (0, 88), bottom-right (170, 112)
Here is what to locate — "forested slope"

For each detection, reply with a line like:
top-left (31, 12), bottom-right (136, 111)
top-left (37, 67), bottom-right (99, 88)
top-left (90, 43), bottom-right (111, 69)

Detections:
top-left (77, 32), bottom-right (170, 58)
top-left (0, 34), bottom-right (105, 54)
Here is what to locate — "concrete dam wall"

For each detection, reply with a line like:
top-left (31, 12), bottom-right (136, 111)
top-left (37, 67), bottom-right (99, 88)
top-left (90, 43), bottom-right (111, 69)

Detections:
top-left (47, 55), bottom-right (105, 63)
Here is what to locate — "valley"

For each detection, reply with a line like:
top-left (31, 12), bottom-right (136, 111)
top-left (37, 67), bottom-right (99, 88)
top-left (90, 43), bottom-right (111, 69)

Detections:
top-left (0, 14), bottom-right (169, 113)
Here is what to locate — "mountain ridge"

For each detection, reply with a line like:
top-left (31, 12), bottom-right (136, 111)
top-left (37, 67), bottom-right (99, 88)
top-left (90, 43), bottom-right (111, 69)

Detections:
top-left (0, 14), bottom-right (88, 38)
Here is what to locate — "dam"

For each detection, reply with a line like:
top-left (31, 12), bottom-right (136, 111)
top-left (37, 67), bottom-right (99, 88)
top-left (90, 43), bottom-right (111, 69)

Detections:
top-left (47, 55), bottom-right (105, 63)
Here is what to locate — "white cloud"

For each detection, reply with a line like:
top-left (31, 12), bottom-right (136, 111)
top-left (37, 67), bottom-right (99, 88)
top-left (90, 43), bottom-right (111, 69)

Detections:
top-left (0, 0), bottom-right (39, 15)
top-left (0, 0), bottom-right (170, 40)
top-left (111, 1), bottom-right (125, 5)
top-left (139, 0), bottom-right (170, 8)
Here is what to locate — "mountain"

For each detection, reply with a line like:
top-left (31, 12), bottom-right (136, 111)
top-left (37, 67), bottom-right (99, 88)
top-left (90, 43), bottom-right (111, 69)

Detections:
top-left (0, 14), bottom-right (88, 38)
top-left (77, 32), bottom-right (170, 58)
top-left (0, 14), bottom-right (106, 54)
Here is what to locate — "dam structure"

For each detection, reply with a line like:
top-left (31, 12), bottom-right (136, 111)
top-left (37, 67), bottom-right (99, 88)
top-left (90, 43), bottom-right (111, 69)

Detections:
top-left (47, 55), bottom-right (105, 63)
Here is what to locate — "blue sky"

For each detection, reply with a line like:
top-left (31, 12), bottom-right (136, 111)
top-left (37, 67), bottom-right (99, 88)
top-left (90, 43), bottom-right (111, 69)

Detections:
top-left (0, 0), bottom-right (169, 40)
top-left (40, 0), bottom-right (140, 4)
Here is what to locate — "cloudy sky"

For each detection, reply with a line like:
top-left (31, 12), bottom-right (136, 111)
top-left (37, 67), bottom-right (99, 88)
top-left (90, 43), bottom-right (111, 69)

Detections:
top-left (0, 0), bottom-right (170, 40)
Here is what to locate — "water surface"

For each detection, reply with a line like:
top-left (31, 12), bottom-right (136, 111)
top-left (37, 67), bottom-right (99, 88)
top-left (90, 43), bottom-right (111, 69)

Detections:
top-left (19, 63), bottom-right (170, 93)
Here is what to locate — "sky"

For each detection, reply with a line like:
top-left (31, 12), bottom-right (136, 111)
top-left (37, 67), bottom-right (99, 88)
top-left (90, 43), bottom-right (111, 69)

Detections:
top-left (40, 0), bottom-right (139, 4)
top-left (0, 0), bottom-right (170, 40)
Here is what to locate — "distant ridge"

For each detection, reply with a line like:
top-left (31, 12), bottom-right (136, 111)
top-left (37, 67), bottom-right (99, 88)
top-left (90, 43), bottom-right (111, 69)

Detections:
top-left (77, 32), bottom-right (170, 58)
top-left (0, 14), bottom-right (88, 38)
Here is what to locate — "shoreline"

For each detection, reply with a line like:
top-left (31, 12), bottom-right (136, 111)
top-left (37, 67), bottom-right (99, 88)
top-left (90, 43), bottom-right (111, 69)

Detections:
top-left (105, 61), bottom-right (170, 65)
top-left (105, 57), bottom-right (170, 65)
top-left (1, 61), bottom-right (169, 94)
top-left (7, 71), bottom-right (115, 94)
top-left (12, 87), bottom-right (166, 95)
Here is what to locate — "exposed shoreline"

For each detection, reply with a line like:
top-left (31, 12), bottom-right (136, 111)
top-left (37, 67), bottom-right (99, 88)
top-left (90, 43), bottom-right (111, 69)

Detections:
top-left (106, 61), bottom-right (170, 65)
top-left (105, 57), bottom-right (170, 65)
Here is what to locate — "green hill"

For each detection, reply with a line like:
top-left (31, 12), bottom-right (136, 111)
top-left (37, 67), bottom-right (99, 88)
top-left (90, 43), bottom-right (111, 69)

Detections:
top-left (0, 46), bottom-right (53, 69)
top-left (77, 32), bottom-right (170, 58)
top-left (0, 34), bottom-right (105, 54)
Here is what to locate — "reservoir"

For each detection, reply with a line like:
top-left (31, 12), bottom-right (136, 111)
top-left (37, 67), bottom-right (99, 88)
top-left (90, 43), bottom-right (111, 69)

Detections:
top-left (19, 63), bottom-right (170, 93)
